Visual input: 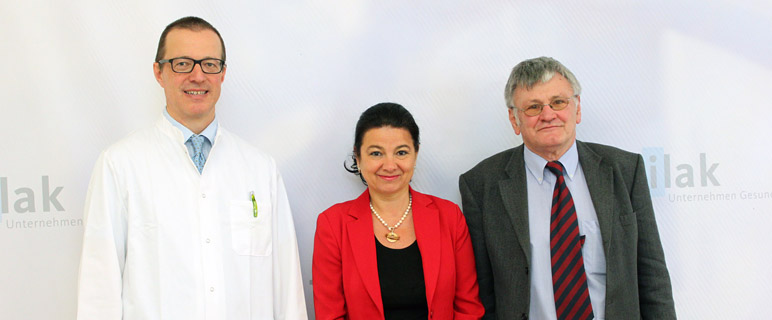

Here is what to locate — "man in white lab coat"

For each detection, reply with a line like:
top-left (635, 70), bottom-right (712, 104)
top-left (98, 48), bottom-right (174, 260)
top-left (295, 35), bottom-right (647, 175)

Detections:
top-left (76, 16), bottom-right (307, 320)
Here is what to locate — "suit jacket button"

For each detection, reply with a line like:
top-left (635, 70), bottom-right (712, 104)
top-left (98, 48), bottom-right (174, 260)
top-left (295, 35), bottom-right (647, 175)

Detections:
top-left (521, 313), bottom-right (528, 320)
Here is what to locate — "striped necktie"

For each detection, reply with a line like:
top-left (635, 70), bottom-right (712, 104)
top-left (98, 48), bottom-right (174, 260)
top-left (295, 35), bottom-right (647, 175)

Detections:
top-left (546, 161), bottom-right (594, 320)
top-left (189, 134), bottom-right (206, 173)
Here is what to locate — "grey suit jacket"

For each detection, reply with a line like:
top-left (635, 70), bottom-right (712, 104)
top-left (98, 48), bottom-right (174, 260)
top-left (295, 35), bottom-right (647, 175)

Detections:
top-left (459, 141), bottom-right (676, 320)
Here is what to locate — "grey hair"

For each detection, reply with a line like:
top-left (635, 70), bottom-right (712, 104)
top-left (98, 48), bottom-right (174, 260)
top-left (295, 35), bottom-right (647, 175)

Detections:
top-left (504, 57), bottom-right (581, 110)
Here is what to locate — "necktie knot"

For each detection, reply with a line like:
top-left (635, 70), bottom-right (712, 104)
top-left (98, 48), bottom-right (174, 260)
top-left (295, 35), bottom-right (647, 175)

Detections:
top-left (546, 161), bottom-right (566, 177)
top-left (190, 135), bottom-right (205, 152)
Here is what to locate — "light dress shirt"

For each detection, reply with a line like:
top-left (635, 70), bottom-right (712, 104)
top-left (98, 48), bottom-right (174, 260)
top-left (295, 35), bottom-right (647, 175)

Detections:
top-left (77, 115), bottom-right (307, 320)
top-left (524, 141), bottom-right (607, 320)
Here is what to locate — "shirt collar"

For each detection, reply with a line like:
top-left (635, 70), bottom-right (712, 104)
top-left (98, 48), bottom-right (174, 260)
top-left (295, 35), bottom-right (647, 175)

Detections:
top-left (163, 107), bottom-right (218, 143)
top-left (523, 140), bottom-right (579, 184)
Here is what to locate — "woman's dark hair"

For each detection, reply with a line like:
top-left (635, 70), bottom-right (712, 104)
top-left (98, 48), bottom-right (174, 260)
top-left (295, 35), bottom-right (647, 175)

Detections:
top-left (346, 102), bottom-right (420, 184)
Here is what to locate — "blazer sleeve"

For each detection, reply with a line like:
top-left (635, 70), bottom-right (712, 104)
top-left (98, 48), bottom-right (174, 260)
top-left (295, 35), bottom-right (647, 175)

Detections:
top-left (630, 155), bottom-right (677, 319)
top-left (271, 171), bottom-right (309, 319)
top-left (459, 174), bottom-right (497, 320)
top-left (312, 211), bottom-right (347, 320)
top-left (451, 204), bottom-right (486, 320)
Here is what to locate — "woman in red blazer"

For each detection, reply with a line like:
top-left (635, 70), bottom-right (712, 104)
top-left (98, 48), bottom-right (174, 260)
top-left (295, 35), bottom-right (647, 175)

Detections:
top-left (313, 103), bottom-right (484, 319)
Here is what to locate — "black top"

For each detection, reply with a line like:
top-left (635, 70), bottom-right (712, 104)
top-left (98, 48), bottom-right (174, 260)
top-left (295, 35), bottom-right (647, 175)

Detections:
top-left (375, 238), bottom-right (429, 320)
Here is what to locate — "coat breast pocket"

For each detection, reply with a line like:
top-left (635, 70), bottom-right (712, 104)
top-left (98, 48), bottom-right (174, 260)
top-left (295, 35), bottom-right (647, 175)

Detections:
top-left (619, 211), bottom-right (637, 226)
top-left (229, 200), bottom-right (272, 256)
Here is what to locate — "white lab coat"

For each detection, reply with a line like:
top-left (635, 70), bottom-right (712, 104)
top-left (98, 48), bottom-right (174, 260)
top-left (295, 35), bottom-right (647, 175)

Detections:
top-left (77, 116), bottom-right (307, 320)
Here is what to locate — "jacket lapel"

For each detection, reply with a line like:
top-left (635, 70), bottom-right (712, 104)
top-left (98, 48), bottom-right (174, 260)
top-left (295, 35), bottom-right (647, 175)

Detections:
top-left (499, 145), bottom-right (531, 263)
top-left (577, 141), bottom-right (614, 256)
top-left (345, 190), bottom-right (384, 315)
top-left (412, 190), bottom-right (441, 310)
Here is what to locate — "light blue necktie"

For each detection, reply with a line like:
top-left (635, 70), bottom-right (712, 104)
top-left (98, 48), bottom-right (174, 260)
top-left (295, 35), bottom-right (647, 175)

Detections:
top-left (189, 134), bottom-right (206, 173)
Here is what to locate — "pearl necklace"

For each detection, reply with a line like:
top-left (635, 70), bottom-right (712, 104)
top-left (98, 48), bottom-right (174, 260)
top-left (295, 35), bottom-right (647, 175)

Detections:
top-left (370, 193), bottom-right (412, 243)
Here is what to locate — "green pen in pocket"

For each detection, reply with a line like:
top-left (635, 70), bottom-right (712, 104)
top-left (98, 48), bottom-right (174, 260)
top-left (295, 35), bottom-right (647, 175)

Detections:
top-left (251, 191), bottom-right (258, 218)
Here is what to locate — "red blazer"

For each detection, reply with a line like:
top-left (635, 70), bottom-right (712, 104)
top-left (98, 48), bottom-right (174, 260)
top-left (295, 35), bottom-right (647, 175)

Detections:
top-left (313, 188), bottom-right (484, 320)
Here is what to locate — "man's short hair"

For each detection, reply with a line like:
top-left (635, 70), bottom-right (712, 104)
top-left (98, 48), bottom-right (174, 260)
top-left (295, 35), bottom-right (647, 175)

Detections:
top-left (155, 16), bottom-right (226, 62)
top-left (504, 56), bottom-right (581, 109)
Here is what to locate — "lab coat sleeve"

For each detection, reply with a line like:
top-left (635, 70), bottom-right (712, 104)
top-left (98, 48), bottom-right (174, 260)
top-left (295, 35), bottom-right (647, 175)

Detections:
top-left (76, 151), bottom-right (127, 320)
top-left (271, 167), bottom-right (309, 320)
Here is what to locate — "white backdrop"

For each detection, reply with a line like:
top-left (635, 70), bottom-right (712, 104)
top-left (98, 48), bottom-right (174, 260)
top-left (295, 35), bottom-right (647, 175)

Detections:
top-left (1, 0), bottom-right (771, 318)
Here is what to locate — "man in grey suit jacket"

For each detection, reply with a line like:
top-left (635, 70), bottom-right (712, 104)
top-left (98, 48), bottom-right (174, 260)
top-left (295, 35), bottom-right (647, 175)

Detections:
top-left (459, 57), bottom-right (676, 320)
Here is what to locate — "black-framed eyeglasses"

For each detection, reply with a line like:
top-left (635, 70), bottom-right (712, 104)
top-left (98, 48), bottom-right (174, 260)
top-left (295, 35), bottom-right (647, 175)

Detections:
top-left (157, 57), bottom-right (226, 74)
top-left (517, 96), bottom-right (576, 116)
